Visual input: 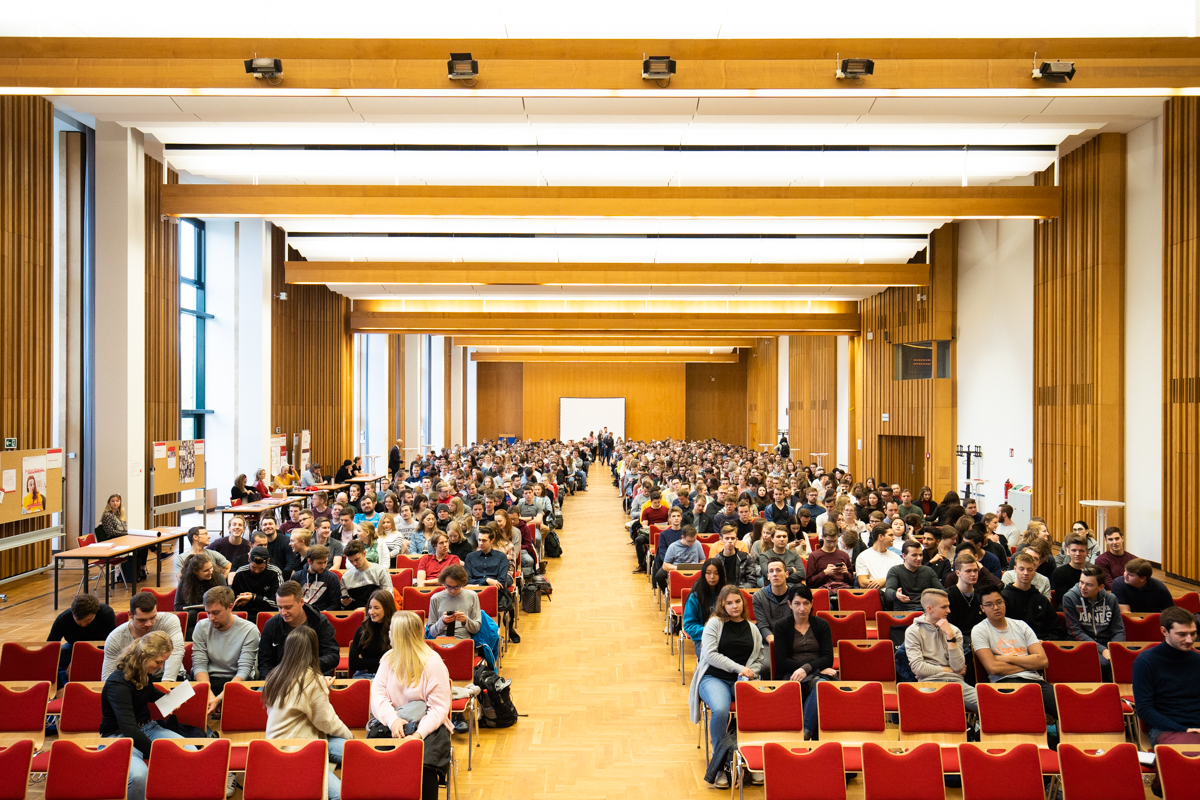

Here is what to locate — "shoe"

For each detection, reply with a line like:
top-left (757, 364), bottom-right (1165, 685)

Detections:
top-left (453, 719), bottom-right (469, 735)
top-left (226, 773), bottom-right (239, 798)
top-left (632, 566), bottom-right (647, 574)
top-left (508, 629), bottom-right (521, 644)
top-left (714, 772), bottom-right (730, 789)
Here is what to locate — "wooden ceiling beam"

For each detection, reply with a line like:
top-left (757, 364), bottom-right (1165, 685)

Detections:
top-left (351, 310), bottom-right (860, 334)
top-left (470, 352), bottom-right (739, 363)
top-left (287, 260), bottom-right (930, 286)
top-left (453, 336), bottom-right (758, 347)
top-left (163, 184), bottom-right (1058, 219)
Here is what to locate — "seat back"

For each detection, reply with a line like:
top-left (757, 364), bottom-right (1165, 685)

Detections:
top-left (1053, 683), bottom-right (1126, 747)
top-left (44, 739), bottom-right (132, 800)
top-left (322, 610), bottom-right (365, 647)
top-left (762, 741), bottom-right (846, 800)
top-left (388, 569), bottom-right (414, 592)
top-left (875, 611), bottom-right (921, 644)
top-left (145, 739), bottom-right (231, 800)
top-left (837, 640), bottom-right (895, 687)
top-left (256, 612), bottom-right (273, 634)
top-left (1109, 641), bottom-right (1156, 694)
top-left (668, 570), bottom-right (701, 603)
top-left (861, 742), bottom-right (945, 800)
top-left (734, 681), bottom-right (805, 740)
top-left (0, 682), bottom-right (50, 748)
top-left (897, 682), bottom-right (967, 743)
top-left (696, 534), bottom-right (719, 545)
top-left (815, 681), bottom-right (888, 744)
top-left (0, 739), bottom-right (34, 800)
top-left (739, 589), bottom-right (757, 622)
top-left (426, 639), bottom-right (474, 682)
top-left (837, 589), bottom-right (883, 618)
top-left (976, 683), bottom-right (1047, 745)
top-left (0, 643), bottom-right (58, 684)
top-left (809, 588), bottom-right (830, 613)
top-left (1058, 743), bottom-right (1146, 800)
top-left (1174, 592), bottom-right (1200, 614)
top-left (401, 587), bottom-right (443, 617)
top-left (394, 556), bottom-right (421, 572)
top-left (817, 610), bottom-right (867, 643)
top-left (473, 585), bottom-right (499, 618)
top-left (1156, 744), bottom-right (1200, 800)
top-left (147, 589), bottom-right (176, 612)
top-left (957, 743), bottom-right (1046, 800)
top-left (328, 680), bottom-right (371, 733)
top-left (1121, 612), bottom-right (1164, 642)
top-left (58, 683), bottom-right (104, 740)
top-left (219, 682), bottom-right (268, 741)
top-left (150, 681), bottom-right (209, 730)
top-left (242, 740), bottom-right (326, 800)
top-left (67, 643), bottom-right (105, 683)
top-left (339, 739), bottom-right (424, 800)
top-left (1042, 640), bottom-right (1102, 683)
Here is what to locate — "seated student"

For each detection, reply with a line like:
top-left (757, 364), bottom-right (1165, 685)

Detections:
top-left (805, 522), bottom-right (853, 603)
top-left (972, 584), bottom-right (1057, 716)
top-left (340, 539), bottom-right (391, 610)
top-left (1052, 533), bottom-right (1111, 606)
top-left (763, 487), bottom-right (792, 524)
top-left (1062, 566), bottom-right (1125, 679)
top-left (1055, 520), bottom-right (1102, 566)
top-left (47, 593), bottom-right (117, 686)
top-left (1112, 558), bottom-right (1175, 613)
top-left (336, 507), bottom-right (357, 546)
top-left (752, 558), bottom-right (793, 648)
top-left (231, 546), bottom-right (284, 618)
top-left (944, 541), bottom-right (1001, 591)
top-left (682, 559), bottom-right (725, 659)
top-left (1002, 546), bottom-right (1052, 597)
top-left (686, 492), bottom-right (716, 535)
top-left (632, 490), bottom-right (671, 574)
top-left (427, 565), bottom-right (482, 641)
top-left (980, 516), bottom-right (1011, 571)
top-left (906, 588), bottom-right (978, 712)
top-left (464, 526), bottom-right (513, 590)
top-left (175, 552), bottom-right (227, 635)
top-left (886, 540), bottom-right (941, 613)
top-left (416, 533), bottom-right (461, 587)
top-left (102, 591), bottom-right (186, 682)
top-left (274, 464), bottom-right (299, 490)
top-left (293, 544), bottom-right (343, 612)
top-left (1131, 606), bottom-right (1200, 748)
top-left (710, 525), bottom-right (760, 589)
top-left (284, 530), bottom-right (312, 581)
top-left (207, 516), bottom-right (252, 566)
top-left (688, 586), bottom-right (766, 789)
top-left (314, 517), bottom-right (344, 570)
top-left (772, 584), bottom-right (836, 738)
top-left (100, 632), bottom-right (197, 800)
top-left (258, 581), bottom-right (340, 678)
top-left (253, 469), bottom-right (273, 501)
top-left (1022, 536), bottom-right (1057, 584)
top-left (310, 490), bottom-right (333, 522)
top-left (259, 514), bottom-right (292, 572)
top-left (945, 552), bottom-right (987, 644)
top-left (1094, 526), bottom-right (1136, 586)
top-left (192, 586), bottom-right (260, 706)
top-left (654, 525), bottom-right (707, 594)
top-left (711, 495), bottom-right (739, 534)
top-left (348, 589), bottom-right (396, 678)
top-left (446, 520), bottom-right (476, 560)
top-left (650, 506), bottom-right (686, 579)
top-left (856, 524), bottom-right (902, 590)
top-left (354, 493), bottom-right (382, 527)
top-left (1002, 552), bottom-right (1065, 640)
top-left (280, 503), bottom-right (303, 535)
top-left (175, 526), bottom-right (230, 580)
top-left (262, 627), bottom-right (353, 800)
top-left (356, 521), bottom-right (387, 565)
top-left (230, 473), bottom-right (256, 504)
top-left (961, 528), bottom-right (1003, 579)
top-left (409, 509), bottom-right (438, 557)
top-left (229, 530), bottom-right (270, 572)
top-left (922, 526), bottom-right (958, 583)
top-left (756, 524), bottom-right (805, 584)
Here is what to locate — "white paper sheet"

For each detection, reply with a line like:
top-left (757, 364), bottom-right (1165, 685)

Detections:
top-left (1, 469), bottom-right (14, 493)
top-left (154, 680), bottom-right (195, 717)
top-left (153, 442), bottom-right (167, 459)
top-left (46, 448), bottom-right (63, 469)
top-left (193, 440), bottom-right (204, 455)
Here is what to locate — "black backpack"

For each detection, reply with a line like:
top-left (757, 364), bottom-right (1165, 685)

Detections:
top-left (544, 530), bottom-right (562, 558)
top-left (474, 663), bottom-right (519, 728)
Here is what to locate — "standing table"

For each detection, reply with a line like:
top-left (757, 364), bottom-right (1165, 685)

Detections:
top-left (1079, 499), bottom-right (1125, 535)
top-left (53, 526), bottom-right (189, 609)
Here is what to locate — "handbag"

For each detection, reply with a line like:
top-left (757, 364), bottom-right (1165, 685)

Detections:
top-left (521, 584), bottom-right (541, 614)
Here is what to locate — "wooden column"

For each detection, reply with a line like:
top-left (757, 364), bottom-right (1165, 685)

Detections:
top-left (1033, 134), bottom-right (1126, 538)
top-left (788, 336), bottom-right (838, 468)
top-left (746, 337), bottom-right (779, 452)
top-left (0, 96), bottom-right (53, 578)
top-left (387, 334), bottom-right (404, 459)
top-left (1163, 98), bottom-right (1200, 581)
top-left (443, 338), bottom-right (452, 450)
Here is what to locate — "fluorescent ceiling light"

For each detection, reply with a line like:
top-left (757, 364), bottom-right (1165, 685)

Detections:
top-left (273, 217), bottom-right (944, 235)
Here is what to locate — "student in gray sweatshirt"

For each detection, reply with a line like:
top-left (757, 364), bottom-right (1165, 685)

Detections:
top-left (191, 586), bottom-right (260, 704)
top-left (904, 587), bottom-right (977, 711)
top-left (1061, 565), bottom-right (1125, 677)
top-left (427, 565), bottom-right (482, 640)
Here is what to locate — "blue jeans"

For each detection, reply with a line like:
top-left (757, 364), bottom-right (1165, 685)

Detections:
top-left (575, 470), bottom-right (587, 489)
top-left (801, 676), bottom-right (832, 735)
top-left (698, 675), bottom-right (737, 753)
top-left (326, 737), bottom-right (346, 800)
top-left (105, 722), bottom-right (194, 800)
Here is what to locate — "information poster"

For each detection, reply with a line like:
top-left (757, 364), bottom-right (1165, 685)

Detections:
top-left (178, 440), bottom-right (195, 484)
top-left (21, 454), bottom-right (47, 515)
top-left (300, 429), bottom-right (311, 473)
top-left (167, 445), bottom-right (177, 469)
top-left (270, 435), bottom-right (286, 477)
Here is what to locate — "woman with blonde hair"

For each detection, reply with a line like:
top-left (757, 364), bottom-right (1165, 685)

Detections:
top-left (369, 611), bottom-right (453, 800)
top-left (100, 632), bottom-right (195, 800)
top-left (100, 492), bottom-right (146, 581)
top-left (263, 627), bottom-right (354, 800)
top-left (356, 521), bottom-right (385, 565)
top-left (377, 512), bottom-right (404, 560)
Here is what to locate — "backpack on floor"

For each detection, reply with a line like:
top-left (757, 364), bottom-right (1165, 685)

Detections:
top-left (531, 575), bottom-right (553, 599)
top-left (544, 530), bottom-right (562, 558)
top-left (474, 663), bottom-right (519, 728)
top-left (521, 583), bottom-right (542, 614)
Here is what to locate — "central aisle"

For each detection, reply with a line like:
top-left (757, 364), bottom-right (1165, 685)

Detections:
top-left (460, 465), bottom-right (738, 800)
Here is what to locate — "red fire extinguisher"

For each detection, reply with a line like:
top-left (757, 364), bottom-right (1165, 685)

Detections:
top-left (1004, 478), bottom-right (1013, 500)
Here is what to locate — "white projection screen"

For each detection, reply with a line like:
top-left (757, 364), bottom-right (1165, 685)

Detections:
top-left (559, 397), bottom-right (626, 442)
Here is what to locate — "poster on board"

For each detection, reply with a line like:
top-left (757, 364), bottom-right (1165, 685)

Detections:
top-left (21, 454), bottom-right (47, 515)
top-left (300, 430), bottom-right (311, 473)
top-left (270, 435), bottom-right (286, 477)
top-left (167, 445), bottom-right (177, 470)
top-left (178, 440), bottom-right (195, 484)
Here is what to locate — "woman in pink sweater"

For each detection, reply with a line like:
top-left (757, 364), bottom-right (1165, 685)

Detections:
top-left (370, 611), bottom-right (453, 799)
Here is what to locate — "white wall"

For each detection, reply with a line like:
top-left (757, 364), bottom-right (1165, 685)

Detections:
top-left (204, 219), bottom-right (272, 510)
top-left (1125, 116), bottom-right (1164, 562)
top-left (429, 335), bottom-right (445, 451)
top-left (836, 335), bottom-right (849, 471)
top-left (403, 334), bottom-right (422, 463)
top-left (777, 334), bottom-right (790, 437)
top-left (466, 348), bottom-right (477, 446)
top-left (364, 333), bottom-right (389, 470)
top-left (956, 213), bottom-right (1035, 511)
top-left (450, 345), bottom-right (464, 447)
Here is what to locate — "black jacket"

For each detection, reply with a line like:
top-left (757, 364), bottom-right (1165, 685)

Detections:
top-left (771, 614), bottom-right (834, 679)
top-left (348, 621), bottom-right (389, 676)
top-left (257, 603), bottom-right (340, 678)
top-left (231, 563), bottom-right (284, 617)
top-left (1003, 584), bottom-right (1065, 640)
top-left (293, 567), bottom-right (342, 612)
top-left (100, 671), bottom-right (165, 755)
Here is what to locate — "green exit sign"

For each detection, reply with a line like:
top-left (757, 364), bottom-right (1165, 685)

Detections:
top-left (4, 438), bottom-right (15, 449)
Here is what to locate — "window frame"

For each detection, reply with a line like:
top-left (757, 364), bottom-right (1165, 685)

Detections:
top-left (179, 218), bottom-right (213, 439)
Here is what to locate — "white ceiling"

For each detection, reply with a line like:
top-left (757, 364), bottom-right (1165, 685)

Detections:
top-left (4, 1), bottom-right (1194, 38)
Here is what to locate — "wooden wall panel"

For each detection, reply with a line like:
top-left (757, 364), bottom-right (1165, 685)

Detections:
top-left (1033, 134), bottom-right (1126, 540)
top-left (788, 336), bottom-right (838, 467)
top-left (0, 96), bottom-right (53, 578)
top-left (143, 157), bottom-right (180, 525)
top-left (386, 334), bottom-right (404, 456)
top-left (270, 228), bottom-right (353, 472)
top-left (443, 338), bottom-right (452, 449)
top-left (746, 337), bottom-right (779, 450)
top-left (1163, 98), bottom-right (1200, 581)
top-left (858, 224), bottom-right (958, 495)
top-left (520, 363), bottom-right (686, 442)
top-left (476, 362), bottom-right (523, 442)
top-left (685, 356), bottom-right (748, 446)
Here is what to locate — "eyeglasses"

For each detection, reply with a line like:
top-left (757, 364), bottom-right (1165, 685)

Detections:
top-left (981, 600), bottom-right (1005, 609)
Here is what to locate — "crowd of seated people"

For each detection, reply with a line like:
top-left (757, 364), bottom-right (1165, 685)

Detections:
top-left (612, 436), bottom-right (1199, 791)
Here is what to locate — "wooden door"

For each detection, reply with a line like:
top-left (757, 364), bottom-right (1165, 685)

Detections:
top-left (878, 435), bottom-right (925, 492)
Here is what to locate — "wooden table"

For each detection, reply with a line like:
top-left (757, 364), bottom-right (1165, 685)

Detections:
top-left (53, 527), bottom-right (189, 609)
top-left (219, 496), bottom-right (304, 529)
top-left (346, 473), bottom-right (387, 494)
top-left (288, 483), bottom-right (348, 506)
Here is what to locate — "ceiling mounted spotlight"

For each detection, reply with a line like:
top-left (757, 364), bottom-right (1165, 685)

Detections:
top-left (447, 53), bottom-right (479, 86)
top-left (835, 55), bottom-right (874, 80)
top-left (1033, 57), bottom-right (1076, 81)
top-left (642, 54), bottom-right (676, 87)
top-left (244, 56), bottom-right (283, 83)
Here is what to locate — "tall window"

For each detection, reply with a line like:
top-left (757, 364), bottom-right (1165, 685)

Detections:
top-left (180, 219), bottom-right (211, 438)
